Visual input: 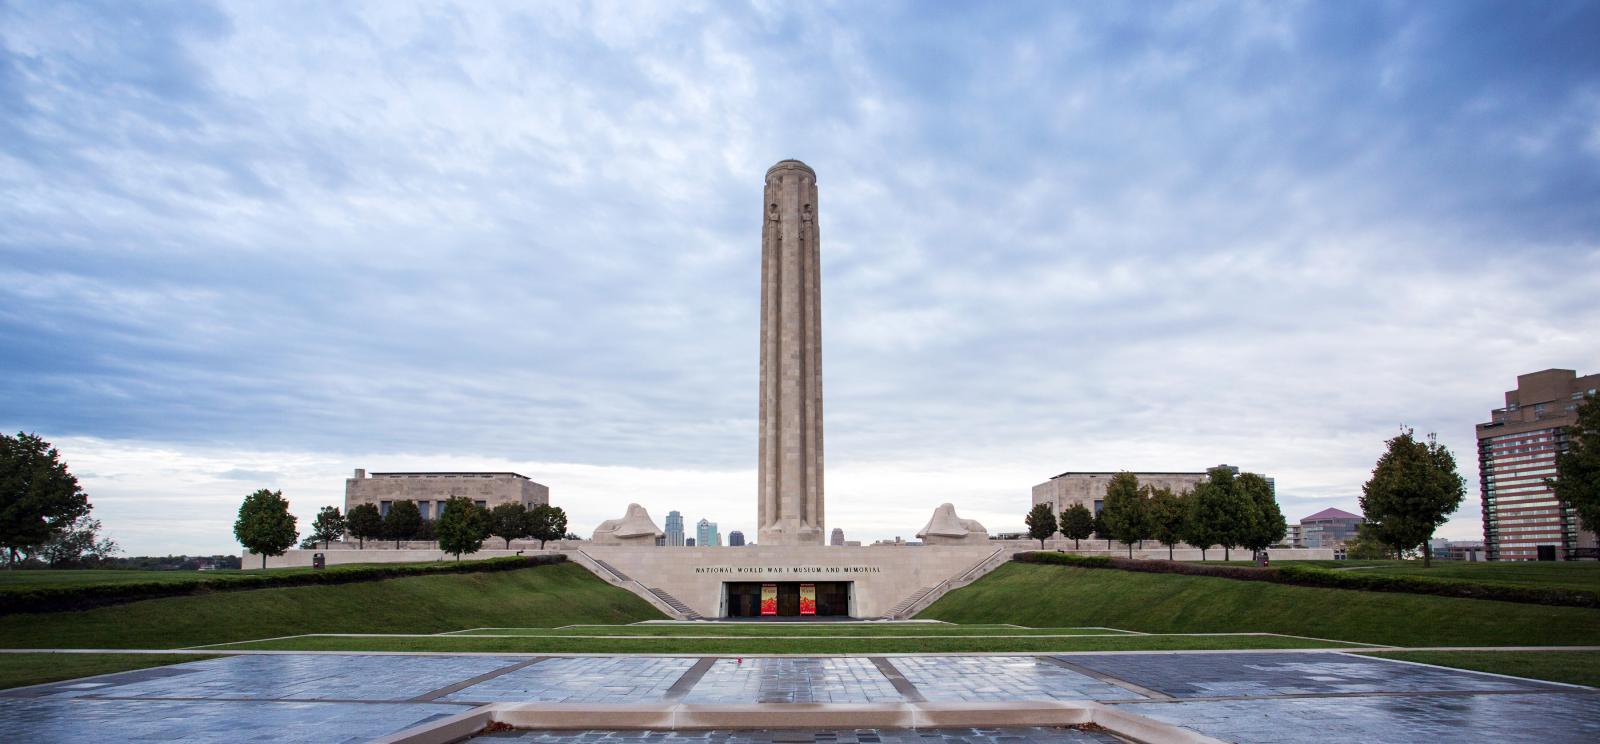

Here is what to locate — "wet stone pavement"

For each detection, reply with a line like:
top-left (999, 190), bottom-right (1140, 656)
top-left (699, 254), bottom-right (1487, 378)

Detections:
top-left (0, 651), bottom-right (1594, 743)
top-left (474, 727), bottom-right (1121, 743)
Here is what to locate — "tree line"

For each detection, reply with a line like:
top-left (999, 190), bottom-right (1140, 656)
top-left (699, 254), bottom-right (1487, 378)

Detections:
top-left (234, 490), bottom-right (570, 569)
top-left (1026, 466), bottom-right (1287, 560)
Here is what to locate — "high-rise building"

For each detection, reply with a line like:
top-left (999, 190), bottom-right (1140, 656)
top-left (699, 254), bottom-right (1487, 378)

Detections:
top-left (727, 530), bottom-right (746, 546)
top-left (830, 528), bottom-right (845, 546)
top-left (685, 537), bottom-right (695, 547)
top-left (1476, 369), bottom-right (1600, 560)
top-left (665, 511), bottom-right (685, 546)
top-left (696, 518), bottom-right (721, 547)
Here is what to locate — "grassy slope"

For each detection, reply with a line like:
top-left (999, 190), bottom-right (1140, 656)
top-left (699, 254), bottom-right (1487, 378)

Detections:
top-left (208, 633), bottom-right (1355, 654)
top-left (919, 563), bottom-right (1600, 647)
top-left (0, 561), bottom-right (499, 588)
top-left (1186, 560), bottom-right (1600, 592)
top-left (0, 562), bottom-right (662, 649)
top-left (1368, 650), bottom-right (1600, 688)
top-left (0, 653), bottom-right (217, 690)
top-left (456, 625), bottom-right (1133, 637)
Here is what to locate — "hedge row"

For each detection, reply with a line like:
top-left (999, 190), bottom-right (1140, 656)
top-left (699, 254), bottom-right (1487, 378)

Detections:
top-left (1012, 551), bottom-right (1600, 609)
top-left (0, 555), bottom-right (567, 615)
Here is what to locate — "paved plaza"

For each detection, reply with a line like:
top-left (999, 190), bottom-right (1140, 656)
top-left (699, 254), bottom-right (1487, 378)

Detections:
top-left (0, 651), bottom-right (1594, 743)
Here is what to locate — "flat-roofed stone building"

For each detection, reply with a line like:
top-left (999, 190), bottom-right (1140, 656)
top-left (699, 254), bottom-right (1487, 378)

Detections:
top-left (344, 469), bottom-right (549, 521)
top-left (1032, 465), bottom-right (1271, 516)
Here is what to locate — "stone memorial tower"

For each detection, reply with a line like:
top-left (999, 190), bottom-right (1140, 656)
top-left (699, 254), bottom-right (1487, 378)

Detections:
top-left (758, 159), bottom-right (825, 545)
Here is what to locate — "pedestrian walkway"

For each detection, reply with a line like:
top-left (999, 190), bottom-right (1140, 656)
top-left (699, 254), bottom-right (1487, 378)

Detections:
top-left (1, 652), bottom-right (1593, 743)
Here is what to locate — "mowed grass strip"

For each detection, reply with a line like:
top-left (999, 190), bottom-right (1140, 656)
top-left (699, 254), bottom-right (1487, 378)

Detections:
top-left (457, 625), bottom-right (1135, 637)
top-left (919, 562), bottom-right (1600, 647)
top-left (1363, 650), bottom-right (1600, 688)
top-left (203, 632), bottom-right (1360, 654)
top-left (0, 653), bottom-right (217, 690)
top-left (0, 562), bottom-right (663, 649)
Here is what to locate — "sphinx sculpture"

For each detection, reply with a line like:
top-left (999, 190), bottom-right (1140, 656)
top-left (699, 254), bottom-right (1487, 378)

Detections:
top-left (915, 503), bottom-right (989, 545)
top-left (590, 503), bottom-right (665, 545)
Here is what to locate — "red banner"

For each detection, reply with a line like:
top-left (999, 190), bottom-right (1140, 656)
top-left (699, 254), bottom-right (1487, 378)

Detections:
top-left (799, 583), bottom-right (816, 615)
top-left (760, 583), bottom-right (777, 615)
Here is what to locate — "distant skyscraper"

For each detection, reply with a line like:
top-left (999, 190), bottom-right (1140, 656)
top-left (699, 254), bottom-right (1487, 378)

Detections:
top-left (728, 530), bottom-right (745, 546)
top-left (830, 528), bottom-right (845, 546)
top-left (1477, 369), bottom-right (1599, 560)
top-left (685, 537), bottom-right (695, 547)
top-left (696, 518), bottom-right (720, 547)
top-left (665, 511), bottom-right (685, 546)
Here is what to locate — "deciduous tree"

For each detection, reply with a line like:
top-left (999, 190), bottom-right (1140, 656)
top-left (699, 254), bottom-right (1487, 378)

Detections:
top-left (383, 500), bottom-right (422, 549)
top-left (1552, 394), bottom-right (1600, 539)
top-left (1100, 472), bottom-right (1149, 558)
top-left (40, 515), bottom-right (118, 566)
top-left (346, 504), bottom-right (382, 549)
top-left (488, 503), bottom-right (529, 549)
top-left (233, 489), bottom-right (298, 570)
top-left (1058, 503), bottom-right (1094, 550)
top-left (1237, 472), bottom-right (1285, 555)
top-left (310, 506), bottom-right (345, 550)
top-left (1147, 487), bottom-right (1187, 560)
top-left (1, 432), bottom-right (91, 566)
top-left (1189, 466), bottom-right (1255, 561)
top-left (436, 496), bottom-right (488, 560)
top-left (527, 504), bottom-right (568, 549)
top-left (1360, 428), bottom-right (1465, 567)
top-left (1025, 503), bottom-right (1056, 548)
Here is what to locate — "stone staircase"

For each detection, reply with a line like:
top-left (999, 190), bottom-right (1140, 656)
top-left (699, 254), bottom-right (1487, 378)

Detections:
top-left (883, 547), bottom-right (1010, 620)
top-left (648, 588), bottom-right (704, 620)
top-left (591, 558), bottom-right (632, 582)
top-left (884, 587), bottom-right (936, 619)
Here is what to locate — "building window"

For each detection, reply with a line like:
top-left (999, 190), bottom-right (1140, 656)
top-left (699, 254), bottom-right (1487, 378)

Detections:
top-left (475, 500), bottom-right (487, 509)
top-left (380, 501), bottom-right (392, 517)
top-left (418, 501), bottom-right (431, 520)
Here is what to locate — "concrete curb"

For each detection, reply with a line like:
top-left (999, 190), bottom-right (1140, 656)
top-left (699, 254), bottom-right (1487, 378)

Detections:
top-left (370, 701), bottom-right (1227, 744)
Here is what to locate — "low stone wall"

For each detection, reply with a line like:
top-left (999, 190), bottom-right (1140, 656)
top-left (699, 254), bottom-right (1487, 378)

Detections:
top-left (988, 540), bottom-right (1337, 561)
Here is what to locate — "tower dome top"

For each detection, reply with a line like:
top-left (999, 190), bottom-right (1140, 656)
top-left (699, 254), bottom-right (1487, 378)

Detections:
top-left (766, 159), bottom-right (816, 179)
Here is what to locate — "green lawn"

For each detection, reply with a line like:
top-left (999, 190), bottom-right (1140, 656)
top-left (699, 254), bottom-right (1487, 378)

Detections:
top-left (919, 562), bottom-right (1600, 647)
top-left (204, 632), bottom-right (1359, 654)
top-left (0, 653), bottom-right (216, 690)
top-left (454, 624), bottom-right (1136, 637)
top-left (0, 561), bottom-right (473, 588)
top-left (1366, 650), bottom-right (1600, 688)
top-left (0, 562), bottom-right (663, 649)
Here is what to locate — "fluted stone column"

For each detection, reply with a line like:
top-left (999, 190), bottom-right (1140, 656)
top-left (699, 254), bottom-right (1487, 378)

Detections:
top-left (758, 159), bottom-right (824, 546)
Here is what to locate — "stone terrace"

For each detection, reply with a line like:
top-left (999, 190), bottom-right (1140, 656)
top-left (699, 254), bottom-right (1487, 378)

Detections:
top-left (0, 652), bottom-right (1595, 743)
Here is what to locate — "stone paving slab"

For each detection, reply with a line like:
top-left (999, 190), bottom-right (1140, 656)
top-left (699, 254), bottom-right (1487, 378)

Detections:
top-left (470, 727), bottom-right (1121, 743)
top-left (1118, 692), bottom-right (1600, 743)
top-left (1067, 652), bottom-right (1559, 698)
top-left (5, 653), bottom-right (527, 702)
top-left (445, 657), bottom-right (697, 704)
top-left (0, 697), bottom-right (470, 744)
top-left (893, 656), bottom-right (1144, 702)
top-left (683, 658), bottom-right (904, 704)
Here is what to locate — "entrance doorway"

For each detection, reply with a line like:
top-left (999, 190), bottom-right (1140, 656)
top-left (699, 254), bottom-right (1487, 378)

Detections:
top-left (724, 582), bottom-right (852, 617)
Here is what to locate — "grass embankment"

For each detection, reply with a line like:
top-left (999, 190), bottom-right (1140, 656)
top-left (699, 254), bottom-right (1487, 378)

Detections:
top-left (0, 562), bottom-right (663, 649)
top-left (1366, 651), bottom-right (1600, 688)
top-left (1190, 559), bottom-right (1600, 593)
top-left (0, 653), bottom-right (218, 690)
top-left (455, 624), bottom-right (1134, 637)
top-left (919, 563), bottom-right (1600, 647)
top-left (206, 632), bottom-right (1356, 654)
top-left (0, 563), bottom-right (428, 587)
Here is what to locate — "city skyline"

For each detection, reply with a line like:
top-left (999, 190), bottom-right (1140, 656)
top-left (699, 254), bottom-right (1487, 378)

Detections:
top-left (3, 3), bottom-right (1597, 554)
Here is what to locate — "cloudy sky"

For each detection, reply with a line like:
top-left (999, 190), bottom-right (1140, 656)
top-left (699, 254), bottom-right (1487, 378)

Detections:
top-left (3, 1), bottom-right (1598, 555)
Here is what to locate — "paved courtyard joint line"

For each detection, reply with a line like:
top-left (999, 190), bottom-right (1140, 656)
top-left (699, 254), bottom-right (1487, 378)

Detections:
top-left (0, 651), bottom-right (1593, 743)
